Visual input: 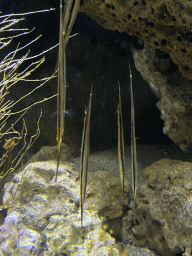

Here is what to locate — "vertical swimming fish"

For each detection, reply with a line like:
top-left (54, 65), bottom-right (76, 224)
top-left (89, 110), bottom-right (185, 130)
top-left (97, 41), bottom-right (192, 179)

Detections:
top-left (80, 86), bottom-right (92, 227)
top-left (129, 63), bottom-right (137, 223)
top-left (117, 81), bottom-right (125, 201)
top-left (55, 0), bottom-right (80, 181)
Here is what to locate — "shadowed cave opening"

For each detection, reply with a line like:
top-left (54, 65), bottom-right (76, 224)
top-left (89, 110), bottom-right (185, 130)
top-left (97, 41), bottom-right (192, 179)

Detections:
top-left (0, 0), bottom-right (174, 161)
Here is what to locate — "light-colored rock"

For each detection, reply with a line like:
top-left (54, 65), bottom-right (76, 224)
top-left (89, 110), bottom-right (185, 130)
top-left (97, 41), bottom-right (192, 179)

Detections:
top-left (122, 158), bottom-right (192, 256)
top-left (1, 145), bottom-right (192, 255)
top-left (0, 158), bottom-right (128, 255)
top-left (142, 159), bottom-right (192, 255)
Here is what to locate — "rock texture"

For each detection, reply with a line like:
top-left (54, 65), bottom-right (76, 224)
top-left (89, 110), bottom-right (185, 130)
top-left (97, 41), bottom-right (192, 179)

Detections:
top-left (0, 160), bottom-right (124, 255)
top-left (80, 0), bottom-right (192, 80)
top-left (122, 158), bottom-right (192, 256)
top-left (142, 159), bottom-right (192, 255)
top-left (1, 145), bottom-right (192, 255)
top-left (80, 0), bottom-right (192, 152)
top-left (133, 44), bottom-right (192, 152)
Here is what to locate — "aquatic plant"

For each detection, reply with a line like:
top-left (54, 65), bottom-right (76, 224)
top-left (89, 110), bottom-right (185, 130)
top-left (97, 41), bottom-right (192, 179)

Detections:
top-left (0, 8), bottom-right (56, 205)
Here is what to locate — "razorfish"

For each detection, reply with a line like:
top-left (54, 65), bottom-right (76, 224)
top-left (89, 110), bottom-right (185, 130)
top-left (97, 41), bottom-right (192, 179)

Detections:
top-left (129, 63), bottom-right (137, 224)
top-left (117, 81), bottom-right (125, 201)
top-left (55, 0), bottom-right (80, 181)
top-left (80, 86), bottom-right (92, 227)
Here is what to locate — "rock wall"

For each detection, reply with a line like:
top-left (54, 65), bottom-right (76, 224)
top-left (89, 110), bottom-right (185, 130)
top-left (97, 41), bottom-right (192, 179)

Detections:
top-left (80, 0), bottom-right (192, 152)
top-left (80, 0), bottom-right (192, 80)
top-left (1, 145), bottom-right (192, 255)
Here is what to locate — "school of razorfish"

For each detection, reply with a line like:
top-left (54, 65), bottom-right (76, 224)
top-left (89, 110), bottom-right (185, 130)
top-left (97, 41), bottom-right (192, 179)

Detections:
top-left (56, 0), bottom-right (137, 227)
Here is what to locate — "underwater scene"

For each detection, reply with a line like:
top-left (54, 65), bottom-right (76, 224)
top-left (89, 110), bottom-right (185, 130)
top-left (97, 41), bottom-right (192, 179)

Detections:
top-left (0, 0), bottom-right (192, 255)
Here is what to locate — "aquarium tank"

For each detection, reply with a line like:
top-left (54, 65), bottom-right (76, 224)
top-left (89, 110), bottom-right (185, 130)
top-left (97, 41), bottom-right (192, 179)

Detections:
top-left (0, 0), bottom-right (192, 255)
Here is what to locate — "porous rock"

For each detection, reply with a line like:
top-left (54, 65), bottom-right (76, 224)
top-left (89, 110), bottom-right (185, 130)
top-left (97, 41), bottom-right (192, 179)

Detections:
top-left (80, 0), bottom-right (192, 80)
top-left (133, 44), bottom-right (192, 152)
top-left (1, 144), bottom-right (192, 255)
top-left (80, 0), bottom-right (192, 152)
top-left (122, 158), bottom-right (192, 256)
top-left (0, 159), bottom-right (126, 255)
